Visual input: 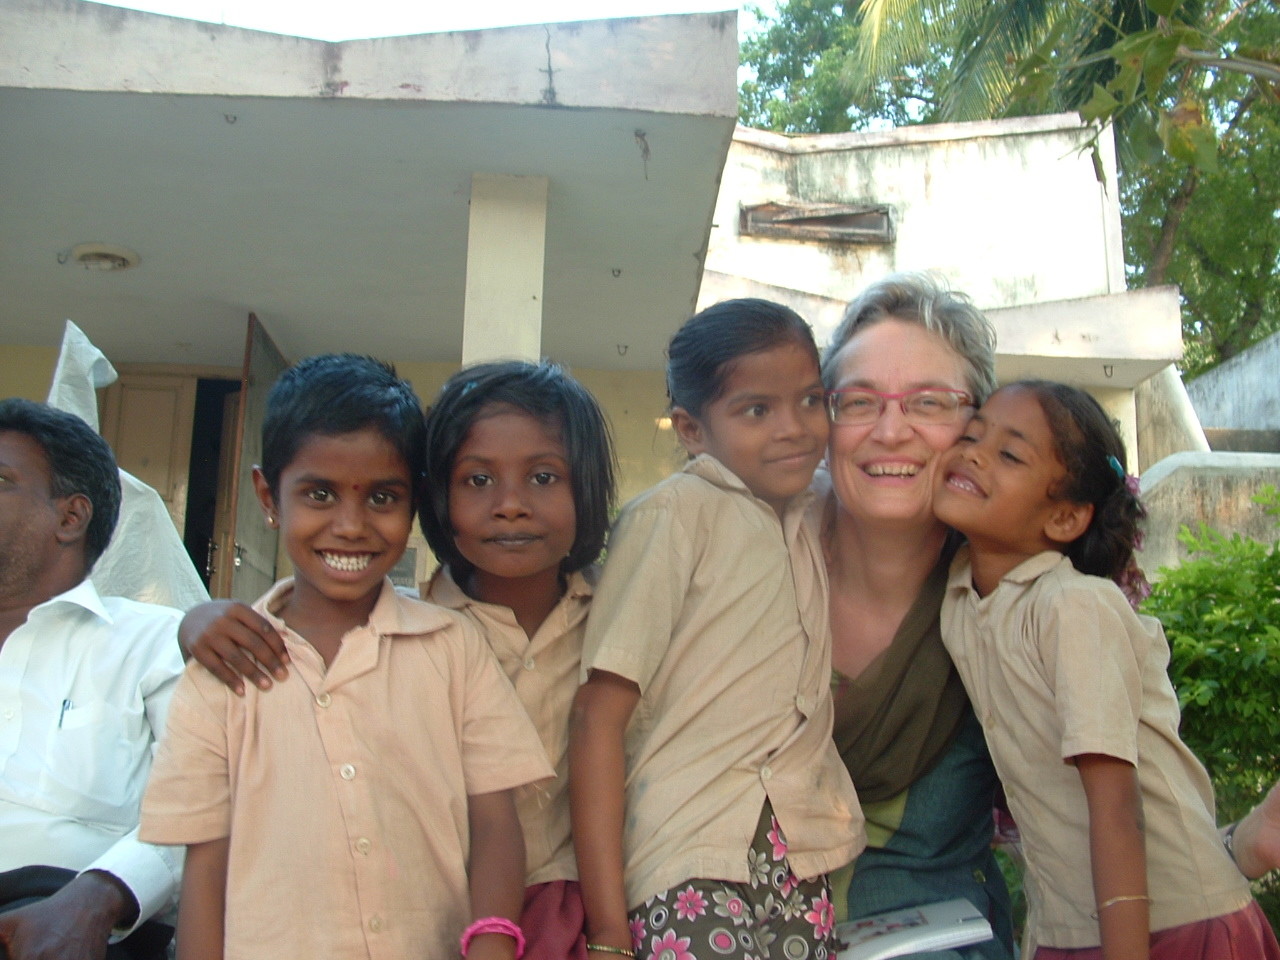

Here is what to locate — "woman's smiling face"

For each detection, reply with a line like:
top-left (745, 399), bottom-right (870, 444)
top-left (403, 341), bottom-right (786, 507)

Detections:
top-left (826, 318), bottom-right (975, 530)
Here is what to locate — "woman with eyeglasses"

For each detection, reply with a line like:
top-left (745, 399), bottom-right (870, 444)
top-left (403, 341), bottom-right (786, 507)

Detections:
top-left (817, 275), bottom-right (1280, 957)
top-left (815, 273), bottom-right (1016, 959)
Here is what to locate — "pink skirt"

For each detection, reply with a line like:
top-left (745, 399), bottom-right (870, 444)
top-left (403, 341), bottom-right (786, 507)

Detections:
top-left (1035, 900), bottom-right (1280, 960)
top-left (521, 879), bottom-right (588, 960)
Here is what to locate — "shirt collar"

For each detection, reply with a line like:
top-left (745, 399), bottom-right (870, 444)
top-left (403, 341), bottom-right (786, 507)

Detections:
top-left (257, 577), bottom-right (458, 639)
top-left (1001, 550), bottom-right (1070, 584)
top-left (426, 565), bottom-right (468, 610)
top-left (684, 454), bottom-right (815, 521)
top-left (427, 563), bottom-right (596, 614)
top-left (947, 545), bottom-right (1069, 598)
top-left (30, 577), bottom-right (112, 625)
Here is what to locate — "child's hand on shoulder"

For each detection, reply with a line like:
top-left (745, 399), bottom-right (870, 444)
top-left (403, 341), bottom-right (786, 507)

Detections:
top-left (179, 599), bottom-right (289, 695)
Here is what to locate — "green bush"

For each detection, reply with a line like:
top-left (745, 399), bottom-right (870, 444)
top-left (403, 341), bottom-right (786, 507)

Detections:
top-left (1141, 485), bottom-right (1280, 924)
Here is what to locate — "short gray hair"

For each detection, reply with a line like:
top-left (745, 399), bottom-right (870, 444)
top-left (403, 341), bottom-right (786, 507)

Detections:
top-left (822, 272), bottom-right (998, 403)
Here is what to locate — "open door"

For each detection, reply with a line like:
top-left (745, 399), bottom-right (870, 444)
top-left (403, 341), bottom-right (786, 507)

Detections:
top-left (220, 313), bottom-right (289, 602)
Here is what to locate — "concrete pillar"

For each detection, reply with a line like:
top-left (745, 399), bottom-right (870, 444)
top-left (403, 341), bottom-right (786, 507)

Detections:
top-left (1093, 386), bottom-right (1139, 474)
top-left (1135, 364), bottom-right (1210, 473)
top-left (462, 173), bottom-right (549, 364)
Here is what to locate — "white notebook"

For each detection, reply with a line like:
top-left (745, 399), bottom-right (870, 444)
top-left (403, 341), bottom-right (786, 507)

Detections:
top-left (835, 897), bottom-right (994, 960)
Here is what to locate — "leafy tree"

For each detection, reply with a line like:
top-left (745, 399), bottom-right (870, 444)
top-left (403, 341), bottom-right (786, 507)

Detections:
top-left (740, 0), bottom-right (1160, 135)
top-left (738, 0), bottom-right (1280, 373)
top-left (1113, 2), bottom-right (1280, 375)
top-left (1142, 487), bottom-right (1280, 917)
top-left (739, 0), bottom-right (948, 131)
top-left (1123, 78), bottom-right (1280, 375)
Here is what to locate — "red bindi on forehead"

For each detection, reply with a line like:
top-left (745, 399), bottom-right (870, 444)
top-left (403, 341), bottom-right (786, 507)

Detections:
top-left (352, 483), bottom-right (362, 493)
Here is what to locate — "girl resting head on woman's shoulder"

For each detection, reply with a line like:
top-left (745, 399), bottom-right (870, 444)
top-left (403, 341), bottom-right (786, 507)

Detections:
top-left (933, 379), bottom-right (1146, 599)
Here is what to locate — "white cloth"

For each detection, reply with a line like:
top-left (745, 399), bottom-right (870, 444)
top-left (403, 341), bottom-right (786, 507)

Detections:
top-left (95, 473), bottom-right (210, 610)
top-left (45, 319), bottom-right (210, 611)
top-left (0, 579), bottom-right (184, 932)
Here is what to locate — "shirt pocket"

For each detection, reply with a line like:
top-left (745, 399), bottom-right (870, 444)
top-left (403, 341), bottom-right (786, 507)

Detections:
top-left (39, 699), bottom-right (149, 829)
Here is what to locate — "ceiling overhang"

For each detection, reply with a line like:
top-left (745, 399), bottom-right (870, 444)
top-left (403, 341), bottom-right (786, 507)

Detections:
top-left (0, 0), bottom-right (739, 371)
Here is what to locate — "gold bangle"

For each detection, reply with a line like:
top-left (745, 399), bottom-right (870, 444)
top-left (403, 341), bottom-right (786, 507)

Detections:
top-left (586, 945), bottom-right (636, 958)
top-left (1091, 894), bottom-right (1151, 918)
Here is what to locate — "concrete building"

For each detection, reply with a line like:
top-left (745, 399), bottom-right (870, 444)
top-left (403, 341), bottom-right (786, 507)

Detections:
top-left (702, 117), bottom-right (1184, 470)
top-left (1, 0), bottom-right (737, 597)
top-left (2, 0), bottom-right (1215, 592)
top-left (1134, 331), bottom-right (1280, 573)
top-left (1187, 329), bottom-right (1280, 452)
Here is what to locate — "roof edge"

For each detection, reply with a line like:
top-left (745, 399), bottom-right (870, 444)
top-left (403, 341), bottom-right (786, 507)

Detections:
top-left (2, 0), bottom-right (739, 117)
top-left (734, 113), bottom-right (1095, 155)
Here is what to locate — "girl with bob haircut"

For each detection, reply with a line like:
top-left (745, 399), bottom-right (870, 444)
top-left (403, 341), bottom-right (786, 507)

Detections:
top-left (418, 358), bottom-right (618, 960)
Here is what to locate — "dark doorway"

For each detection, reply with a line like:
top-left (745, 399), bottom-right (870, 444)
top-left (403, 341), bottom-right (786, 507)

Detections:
top-left (183, 378), bottom-right (240, 587)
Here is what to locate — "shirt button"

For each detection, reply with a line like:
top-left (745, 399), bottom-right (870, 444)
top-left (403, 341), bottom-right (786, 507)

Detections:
top-left (794, 694), bottom-right (808, 712)
top-left (340, 763), bottom-right (357, 780)
top-left (523, 657), bottom-right (536, 670)
top-left (3, 709), bottom-right (13, 720)
top-left (761, 766), bottom-right (773, 781)
top-left (355, 837), bottom-right (372, 855)
top-left (315, 693), bottom-right (332, 708)
top-left (368, 915), bottom-right (383, 933)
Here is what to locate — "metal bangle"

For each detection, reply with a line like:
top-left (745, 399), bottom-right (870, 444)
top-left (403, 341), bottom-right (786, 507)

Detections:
top-left (585, 945), bottom-right (637, 958)
top-left (1223, 820), bottom-right (1241, 865)
top-left (1091, 894), bottom-right (1151, 919)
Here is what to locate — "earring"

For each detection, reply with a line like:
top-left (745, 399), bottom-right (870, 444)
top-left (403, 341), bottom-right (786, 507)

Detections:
top-left (266, 514), bottom-right (278, 528)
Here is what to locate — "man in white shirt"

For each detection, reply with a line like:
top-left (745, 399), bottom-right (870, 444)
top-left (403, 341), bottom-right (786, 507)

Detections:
top-left (0, 399), bottom-right (183, 960)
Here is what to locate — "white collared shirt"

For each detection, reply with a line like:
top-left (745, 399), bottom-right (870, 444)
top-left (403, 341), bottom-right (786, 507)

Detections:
top-left (0, 578), bottom-right (184, 931)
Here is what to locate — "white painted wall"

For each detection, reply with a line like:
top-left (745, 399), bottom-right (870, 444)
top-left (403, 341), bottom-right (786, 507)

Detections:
top-left (462, 174), bottom-right (549, 365)
top-left (702, 116), bottom-right (1192, 480)
top-left (706, 115), bottom-right (1126, 349)
top-left (1187, 329), bottom-right (1280, 430)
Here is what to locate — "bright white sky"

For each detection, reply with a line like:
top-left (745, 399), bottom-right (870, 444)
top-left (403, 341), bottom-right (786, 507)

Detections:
top-left (86, 0), bottom-right (758, 41)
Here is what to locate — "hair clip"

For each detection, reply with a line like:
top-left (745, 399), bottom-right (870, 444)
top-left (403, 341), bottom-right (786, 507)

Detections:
top-left (460, 380), bottom-right (478, 396)
top-left (1107, 454), bottom-right (1125, 481)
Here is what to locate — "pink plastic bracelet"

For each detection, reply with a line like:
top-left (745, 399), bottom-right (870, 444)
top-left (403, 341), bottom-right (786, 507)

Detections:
top-left (459, 916), bottom-right (526, 958)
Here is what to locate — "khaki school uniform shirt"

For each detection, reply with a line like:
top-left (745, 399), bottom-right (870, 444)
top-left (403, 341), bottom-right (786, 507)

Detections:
top-left (141, 579), bottom-right (553, 960)
top-left (426, 563), bottom-right (594, 885)
top-left (941, 549), bottom-right (1252, 948)
top-left (582, 455), bottom-right (864, 909)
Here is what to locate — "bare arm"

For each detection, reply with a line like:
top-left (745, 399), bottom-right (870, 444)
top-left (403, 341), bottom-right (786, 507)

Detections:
top-left (175, 838), bottom-right (228, 960)
top-left (569, 670), bottom-right (641, 958)
top-left (1225, 777), bottom-right (1280, 880)
top-left (465, 789), bottom-right (526, 960)
top-left (0, 870), bottom-right (133, 960)
top-left (1075, 753), bottom-right (1149, 960)
top-left (179, 600), bottom-right (289, 694)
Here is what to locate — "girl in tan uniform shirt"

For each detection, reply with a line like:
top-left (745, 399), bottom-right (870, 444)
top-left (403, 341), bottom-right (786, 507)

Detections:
top-left (933, 380), bottom-right (1279, 960)
top-left (419, 360), bottom-right (617, 960)
top-left (570, 300), bottom-right (863, 960)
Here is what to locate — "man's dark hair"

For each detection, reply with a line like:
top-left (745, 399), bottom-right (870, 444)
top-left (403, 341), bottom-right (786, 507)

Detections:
top-left (0, 398), bottom-right (122, 569)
